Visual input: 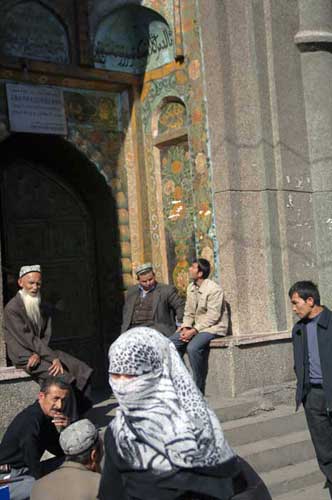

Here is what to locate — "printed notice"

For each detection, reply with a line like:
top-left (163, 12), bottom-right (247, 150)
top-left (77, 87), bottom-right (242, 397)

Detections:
top-left (6, 83), bottom-right (67, 135)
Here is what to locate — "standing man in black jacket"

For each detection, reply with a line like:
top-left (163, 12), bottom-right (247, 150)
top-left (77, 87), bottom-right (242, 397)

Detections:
top-left (0, 377), bottom-right (70, 500)
top-left (290, 281), bottom-right (332, 498)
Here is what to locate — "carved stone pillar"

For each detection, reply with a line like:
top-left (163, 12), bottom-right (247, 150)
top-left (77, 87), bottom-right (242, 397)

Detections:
top-left (295, 0), bottom-right (332, 299)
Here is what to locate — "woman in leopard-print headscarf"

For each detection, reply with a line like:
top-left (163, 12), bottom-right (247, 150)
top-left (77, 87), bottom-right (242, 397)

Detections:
top-left (98, 327), bottom-right (271, 500)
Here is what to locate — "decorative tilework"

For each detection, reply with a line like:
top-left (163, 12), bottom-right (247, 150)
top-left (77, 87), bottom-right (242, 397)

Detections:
top-left (158, 101), bottom-right (186, 134)
top-left (139, 0), bottom-right (218, 288)
top-left (0, 0), bottom-right (218, 296)
top-left (159, 143), bottom-right (195, 294)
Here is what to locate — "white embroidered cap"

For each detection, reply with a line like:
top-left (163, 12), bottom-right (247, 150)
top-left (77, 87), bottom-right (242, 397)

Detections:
top-left (135, 262), bottom-right (153, 276)
top-left (19, 265), bottom-right (41, 278)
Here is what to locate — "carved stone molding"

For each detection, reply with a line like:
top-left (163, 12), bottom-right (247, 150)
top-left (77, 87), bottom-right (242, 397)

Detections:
top-left (295, 0), bottom-right (332, 50)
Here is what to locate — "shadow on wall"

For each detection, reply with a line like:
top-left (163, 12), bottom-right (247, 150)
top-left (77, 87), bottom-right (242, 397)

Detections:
top-left (226, 301), bottom-right (233, 336)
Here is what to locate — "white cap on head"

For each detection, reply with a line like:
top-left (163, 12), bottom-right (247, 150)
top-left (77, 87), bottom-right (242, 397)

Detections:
top-left (60, 419), bottom-right (99, 456)
top-left (19, 265), bottom-right (41, 278)
top-left (135, 262), bottom-right (153, 276)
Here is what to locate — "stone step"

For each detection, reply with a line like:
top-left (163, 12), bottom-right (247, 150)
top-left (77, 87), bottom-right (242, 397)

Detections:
top-left (274, 482), bottom-right (328, 500)
top-left (89, 392), bottom-right (267, 425)
top-left (235, 430), bottom-right (316, 473)
top-left (261, 459), bottom-right (323, 497)
top-left (210, 397), bottom-right (272, 423)
top-left (223, 405), bottom-right (306, 446)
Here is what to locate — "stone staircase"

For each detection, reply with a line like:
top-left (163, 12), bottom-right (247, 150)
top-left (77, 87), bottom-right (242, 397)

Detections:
top-left (88, 385), bottom-right (328, 499)
top-left (216, 401), bottom-right (326, 499)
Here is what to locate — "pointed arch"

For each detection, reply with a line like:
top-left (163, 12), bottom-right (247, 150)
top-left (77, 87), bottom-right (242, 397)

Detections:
top-left (94, 4), bottom-right (174, 74)
top-left (0, 0), bottom-right (70, 64)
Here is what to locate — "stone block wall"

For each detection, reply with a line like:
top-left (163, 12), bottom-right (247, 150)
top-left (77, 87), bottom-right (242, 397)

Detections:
top-left (0, 370), bottom-right (39, 438)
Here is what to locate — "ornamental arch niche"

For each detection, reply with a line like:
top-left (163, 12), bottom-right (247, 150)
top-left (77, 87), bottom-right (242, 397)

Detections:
top-left (0, 1), bottom-right (70, 64)
top-left (93, 4), bottom-right (174, 74)
top-left (0, 133), bottom-right (122, 386)
top-left (152, 98), bottom-right (196, 296)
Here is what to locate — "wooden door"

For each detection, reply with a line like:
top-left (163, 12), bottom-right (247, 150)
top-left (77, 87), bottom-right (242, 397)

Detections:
top-left (1, 159), bottom-right (103, 383)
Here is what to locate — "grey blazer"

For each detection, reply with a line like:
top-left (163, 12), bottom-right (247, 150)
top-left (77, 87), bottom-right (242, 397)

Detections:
top-left (121, 283), bottom-right (184, 337)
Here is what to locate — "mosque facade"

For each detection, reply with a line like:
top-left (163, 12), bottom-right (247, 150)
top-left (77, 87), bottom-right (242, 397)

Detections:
top-left (0, 0), bottom-right (331, 401)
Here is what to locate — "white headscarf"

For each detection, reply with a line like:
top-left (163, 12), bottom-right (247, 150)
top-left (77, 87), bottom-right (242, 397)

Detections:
top-left (108, 327), bottom-right (235, 473)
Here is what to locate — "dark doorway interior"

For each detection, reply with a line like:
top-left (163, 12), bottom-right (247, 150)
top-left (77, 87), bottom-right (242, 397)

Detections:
top-left (0, 134), bottom-right (123, 387)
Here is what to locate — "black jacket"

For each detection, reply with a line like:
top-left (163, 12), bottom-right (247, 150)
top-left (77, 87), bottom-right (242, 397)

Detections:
top-left (0, 401), bottom-right (63, 478)
top-left (98, 428), bottom-right (271, 500)
top-left (292, 306), bottom-right (332, 410)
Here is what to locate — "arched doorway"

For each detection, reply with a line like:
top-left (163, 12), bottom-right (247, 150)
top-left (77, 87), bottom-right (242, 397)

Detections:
top-left (0, 134), bottom-right (121, 386)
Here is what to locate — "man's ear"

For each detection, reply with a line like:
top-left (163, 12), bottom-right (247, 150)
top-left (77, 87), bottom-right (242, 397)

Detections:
top-left (38, 392), bottom-right (45, 404)
top-left (17, 278), bottom-right (22, 288)
top-left (307, 296), bottom-right (315, 307)
top-left (89, 447), bottom-right (101, 472)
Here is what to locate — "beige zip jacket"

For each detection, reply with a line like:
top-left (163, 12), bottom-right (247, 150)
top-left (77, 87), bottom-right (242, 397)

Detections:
top-left (181, 278), bottom-right (229, 335)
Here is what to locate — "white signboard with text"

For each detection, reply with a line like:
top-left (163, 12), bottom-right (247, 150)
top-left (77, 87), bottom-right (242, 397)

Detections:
top-left (6, 83), bottom-right (67, 135)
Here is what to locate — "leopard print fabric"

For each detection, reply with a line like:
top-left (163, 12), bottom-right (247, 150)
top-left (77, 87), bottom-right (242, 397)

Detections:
top-left (108, 327), bottom-right (235, 472)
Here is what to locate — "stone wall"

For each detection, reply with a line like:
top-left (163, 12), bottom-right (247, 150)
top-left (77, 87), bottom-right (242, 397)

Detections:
top-left (0, 369), bottom-right (39, 438)
top-left (205, 339), bottom-right (295, 399)
top-left (195, 0), bottom-right (332, 391)
top-left (197, 0), bottom-right (332, 341)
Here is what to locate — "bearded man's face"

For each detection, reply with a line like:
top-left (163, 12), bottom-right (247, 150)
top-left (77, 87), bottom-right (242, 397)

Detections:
top-left (18, 272), bottom-right (42, 297)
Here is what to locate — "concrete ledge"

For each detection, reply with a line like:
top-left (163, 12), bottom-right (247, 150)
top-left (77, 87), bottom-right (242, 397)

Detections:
top-left (0, 366), bottom-right (31, 381)
top-left (211, 331), bottom-right (291, 348)
top-left (205, 336), bottom-right (295, 399)
top-left (295, 30), bottom-right (332, 45)
top-left (0, 369), bottom-right (39, 438)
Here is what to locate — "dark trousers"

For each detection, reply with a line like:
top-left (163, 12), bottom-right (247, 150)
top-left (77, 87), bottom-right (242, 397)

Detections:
top-left (169, 331), bottom-right (217, 394)
top-left (303, 386), bottom-right (332, 498)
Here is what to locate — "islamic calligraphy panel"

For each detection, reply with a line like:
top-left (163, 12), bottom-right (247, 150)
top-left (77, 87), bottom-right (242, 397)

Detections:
top-left (0, 1), bottom-right (70, 64)
top-left (140, 0), bottom-right (218, 283)
top-left (94, 5), bottom-right (174, 74)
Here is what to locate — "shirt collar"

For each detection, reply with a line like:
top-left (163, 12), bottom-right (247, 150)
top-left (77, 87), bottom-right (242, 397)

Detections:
top-left (139, 284), bottom-right (156, 296)
top-left (191, 279), bottom-right (206, 292)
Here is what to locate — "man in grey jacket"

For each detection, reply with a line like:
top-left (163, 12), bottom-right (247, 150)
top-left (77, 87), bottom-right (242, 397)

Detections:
top-left (170, 258), bottom-right (229, 394)
top-left (121, 263), bottom-right (184, 338)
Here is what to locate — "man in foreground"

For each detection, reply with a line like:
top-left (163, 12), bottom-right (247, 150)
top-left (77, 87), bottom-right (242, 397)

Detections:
top-left (170, 258), bottom-right (229, 394)
top-left (289, 280), bottom-right (332, 498)
top-left (121, 262), bottom-right (184, 337)
top-left (0, 377), bottom-right (70, 500)
top-left (4, 265), bottom-right (93, 416)
top-left (30, 419), bottom-right (102, 500)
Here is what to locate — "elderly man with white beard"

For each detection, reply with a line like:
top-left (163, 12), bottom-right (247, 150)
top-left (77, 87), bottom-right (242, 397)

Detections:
top-left (4, 265), bottom-right (93, 419)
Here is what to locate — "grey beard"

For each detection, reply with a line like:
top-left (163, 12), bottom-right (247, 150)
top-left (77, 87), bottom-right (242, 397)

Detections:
top-left (19, 289), bottom-right (42, 329)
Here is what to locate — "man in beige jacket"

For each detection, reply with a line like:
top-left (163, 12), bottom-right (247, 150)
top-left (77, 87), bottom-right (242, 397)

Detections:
top-left (30, 419), bottom-right (102, 500)
top-left (170, 258), bottom-right (229, 394)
